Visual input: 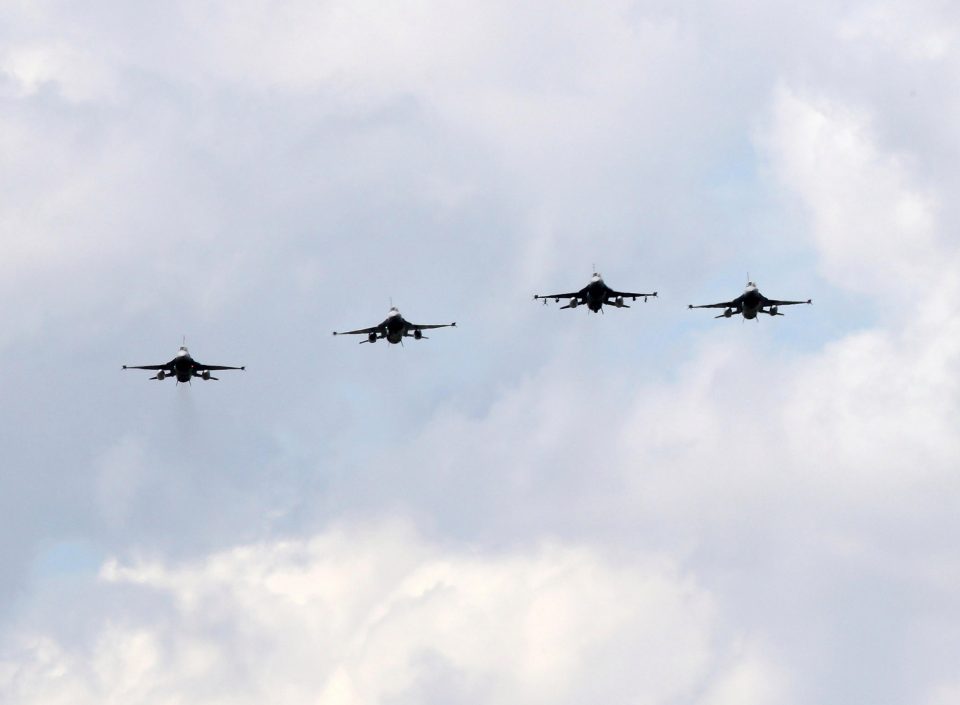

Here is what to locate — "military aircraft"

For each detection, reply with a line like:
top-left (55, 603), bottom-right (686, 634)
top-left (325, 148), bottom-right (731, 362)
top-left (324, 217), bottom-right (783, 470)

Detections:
top-left (689, 281), bottom-right (812, 319)
top-left (534, 272), bottom-right (657, 312)
top-left (123, 343), bottom-right (245, 382)
top-left (333, 307), bottom-right (456, 344)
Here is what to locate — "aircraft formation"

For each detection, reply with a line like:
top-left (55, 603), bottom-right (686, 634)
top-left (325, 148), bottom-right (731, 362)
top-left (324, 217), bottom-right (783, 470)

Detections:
top-left (122, 273), bottom-right (812, 383)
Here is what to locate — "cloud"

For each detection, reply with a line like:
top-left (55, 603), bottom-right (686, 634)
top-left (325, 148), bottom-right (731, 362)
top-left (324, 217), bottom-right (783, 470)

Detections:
top-left (0, 522), bottom-right (760, 705)
top-left (927, 683), bottom-right (960, 705)
top-left (761, 86), bottom-right (950, 300)
top-left (699, 649), bottom-right (787, 705)
top-left (0, 2), bottom-right (959, 704)
top-left (323, 80), bottom-right (960, 703)
top-left (837, 3), bottom-right (958, 61)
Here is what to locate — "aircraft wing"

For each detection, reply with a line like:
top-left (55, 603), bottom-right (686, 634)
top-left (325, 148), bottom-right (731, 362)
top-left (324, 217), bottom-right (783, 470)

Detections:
top-left (333, 325), bottom-right (381, 336)
top-left (763, 296), bottom-right (812, 306)
top-left (122, 361), bottom-right (174, 371)
top-left (610, 289), bottom-right (657, 300)
top-left (688, 300), bottom-right (740, 310)
top-left (534, 291), bottom-right (580, 301)
top-left (409, 322), bottom-right (456, 331)
top-left (194, 363), bottom-right (245, 371)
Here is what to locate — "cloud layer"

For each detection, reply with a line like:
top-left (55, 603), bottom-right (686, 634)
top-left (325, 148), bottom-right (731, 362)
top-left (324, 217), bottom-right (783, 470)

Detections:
top-left (1, 1), bottom-right (959, 703)
top-left (3, 524), bottom-right (740, 705)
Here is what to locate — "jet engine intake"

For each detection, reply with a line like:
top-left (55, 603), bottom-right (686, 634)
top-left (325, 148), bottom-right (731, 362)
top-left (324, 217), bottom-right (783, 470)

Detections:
top-left (569, 299), bottom-right (578, 308)
top-left (769, 306), bottom-right (778, 316)
top-left (414, 329), bottom-right (423, 340)
top-left (202, 370), bottom-right (211, 380)
top-left (157, 370), bottom-right (165, 380)
top-left (367, 332), bottom-right (378, 344)
top-left (724, 308), bottom-right (733, 318)
top-left (615, 296), bottom-right (624, 307)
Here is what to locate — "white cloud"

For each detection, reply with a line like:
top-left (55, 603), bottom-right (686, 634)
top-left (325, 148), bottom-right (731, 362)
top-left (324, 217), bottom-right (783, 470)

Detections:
top-left (927, 682), bottom-right (960, 705)
top-left (0, 42), bottom-right (116, 101)
top-left (761, 85), bottom-right (951, 299)
top-left (337, 75), bottom-right (960, 704)
top-left (698, 646), bottom-right (788, 705)
top-left (838, 3), bottom-right (958, 61)
top-left (1, 523), bottom-right (733, 704)
top-left (1, 2), bottom-right (959, 704)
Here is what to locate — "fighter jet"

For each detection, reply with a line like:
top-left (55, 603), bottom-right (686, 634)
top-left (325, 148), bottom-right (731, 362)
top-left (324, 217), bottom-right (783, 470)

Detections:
top-left (123, 343), bottom-right (245, 382)
top-left (534, 272), bottom-right (657, 313)
top-left (333, 307), bottom-right (456, 344)
top-left (689, 281), bottom-right (812, 319)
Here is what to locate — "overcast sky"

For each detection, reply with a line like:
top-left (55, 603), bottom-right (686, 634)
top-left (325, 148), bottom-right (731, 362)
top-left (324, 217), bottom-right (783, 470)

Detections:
top-left (1, 1), bottom-right (959, 703)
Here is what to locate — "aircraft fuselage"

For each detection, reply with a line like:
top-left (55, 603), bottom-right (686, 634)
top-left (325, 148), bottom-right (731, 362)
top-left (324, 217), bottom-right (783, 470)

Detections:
top-left (583, 281), bottom-right (609, 312)
top-left (384, 312), bottom-right (407, 344)
top-left (740, 288), bottom-right (763, 319)
top-left (173, 351), bottom-right (195, 382)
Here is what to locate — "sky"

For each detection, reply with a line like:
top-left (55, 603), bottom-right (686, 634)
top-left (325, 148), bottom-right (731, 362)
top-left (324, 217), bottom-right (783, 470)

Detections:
top-left (1, 1), bottom-right (959, 703)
